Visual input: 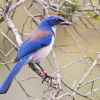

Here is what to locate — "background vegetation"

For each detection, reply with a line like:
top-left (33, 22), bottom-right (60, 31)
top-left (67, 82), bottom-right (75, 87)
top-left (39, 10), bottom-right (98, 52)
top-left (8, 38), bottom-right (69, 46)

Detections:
top-left (0, 0), bottom-right (100, 100)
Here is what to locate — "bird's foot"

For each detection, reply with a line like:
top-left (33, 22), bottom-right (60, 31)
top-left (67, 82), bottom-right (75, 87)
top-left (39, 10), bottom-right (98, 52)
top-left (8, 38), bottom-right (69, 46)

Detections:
top-left (42, 72), bottom-right (53, 84)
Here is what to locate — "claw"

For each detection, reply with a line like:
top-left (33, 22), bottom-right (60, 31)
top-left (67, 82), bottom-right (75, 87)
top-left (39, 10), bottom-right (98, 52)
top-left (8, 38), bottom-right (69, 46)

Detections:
top-left (42, 73), bottom-right (53, 84)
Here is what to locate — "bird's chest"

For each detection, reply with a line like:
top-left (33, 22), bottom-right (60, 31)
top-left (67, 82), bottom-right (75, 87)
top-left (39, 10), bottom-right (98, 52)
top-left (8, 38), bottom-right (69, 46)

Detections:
top-left (29, 36), bottom-right (55, 63)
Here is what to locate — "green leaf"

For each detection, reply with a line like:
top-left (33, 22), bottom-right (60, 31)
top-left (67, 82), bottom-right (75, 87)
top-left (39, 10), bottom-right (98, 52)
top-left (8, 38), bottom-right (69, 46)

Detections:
top-left (93, 16), bottom-right (100, 21)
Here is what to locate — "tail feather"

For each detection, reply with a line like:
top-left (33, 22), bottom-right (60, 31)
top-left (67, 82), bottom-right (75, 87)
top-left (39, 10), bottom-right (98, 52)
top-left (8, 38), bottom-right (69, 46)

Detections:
top-left (0, 54), bottom-right (31, 94)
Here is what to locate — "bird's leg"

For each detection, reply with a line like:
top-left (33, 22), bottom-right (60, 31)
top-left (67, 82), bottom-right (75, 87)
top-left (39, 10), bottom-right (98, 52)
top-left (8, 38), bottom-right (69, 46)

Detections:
top-left (36, 63), bottom-right (53, 84)
top-left (36, 62), bottom-right (45, 73)
top-left (29, 63), bottom-right (36, 71)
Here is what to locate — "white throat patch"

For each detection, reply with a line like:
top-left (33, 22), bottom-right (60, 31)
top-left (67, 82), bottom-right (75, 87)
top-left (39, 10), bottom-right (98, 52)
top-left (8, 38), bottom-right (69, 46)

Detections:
top-left (52, 26), bottom-right (56, 36)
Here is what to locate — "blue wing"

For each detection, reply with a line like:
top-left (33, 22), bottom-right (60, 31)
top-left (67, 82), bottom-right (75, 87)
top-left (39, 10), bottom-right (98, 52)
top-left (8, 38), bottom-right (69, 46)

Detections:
top-left (15, 34), bottom-right (52, 62)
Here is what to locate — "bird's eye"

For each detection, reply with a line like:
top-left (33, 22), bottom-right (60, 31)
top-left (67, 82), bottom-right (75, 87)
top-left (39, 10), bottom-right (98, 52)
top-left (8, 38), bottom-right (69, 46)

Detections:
top-left (53, 18), bottom-right (62, 22)
top-left (48, 18), bottom-right (64, 26)
top-left (55, 18), bottom-right (59, 21)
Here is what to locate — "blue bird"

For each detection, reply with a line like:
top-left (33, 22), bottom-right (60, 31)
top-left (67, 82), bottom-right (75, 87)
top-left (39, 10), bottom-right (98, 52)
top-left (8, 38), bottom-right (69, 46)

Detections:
top-left (0, 16), bottom-right (72, 94)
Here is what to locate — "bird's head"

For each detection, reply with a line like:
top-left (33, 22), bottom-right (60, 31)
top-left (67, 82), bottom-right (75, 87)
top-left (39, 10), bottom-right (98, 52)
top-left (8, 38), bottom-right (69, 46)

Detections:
top-left (47, 16), bottom-right (72, 26)
top-left (38, 16), bottom-right (72, 30)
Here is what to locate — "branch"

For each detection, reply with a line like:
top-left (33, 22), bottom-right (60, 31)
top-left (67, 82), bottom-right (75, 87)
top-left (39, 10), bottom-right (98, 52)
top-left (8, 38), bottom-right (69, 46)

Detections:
top-left (72, 54), bottom-right (100, 98)
top-left (0, 29), bottom-right (18, 49)
top-left (8, 0), bottom-right (27, 13)
top-left (61, 80), bottom-right (93, 100)
top-left (5, 0), bottom-right (13, 14)
top-left (80, 76), bottom-right (100, 88)
top-left (5, 14), bottom-right (22, 46)
top-left (0, 48), bottom-right (15, 57)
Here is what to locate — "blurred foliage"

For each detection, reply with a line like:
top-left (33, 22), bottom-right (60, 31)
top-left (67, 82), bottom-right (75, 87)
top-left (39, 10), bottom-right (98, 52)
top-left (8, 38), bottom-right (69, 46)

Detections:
top-left (58, 0), bottom-right (100, 22)
top-left (58, 0), bottom-right (82, 21)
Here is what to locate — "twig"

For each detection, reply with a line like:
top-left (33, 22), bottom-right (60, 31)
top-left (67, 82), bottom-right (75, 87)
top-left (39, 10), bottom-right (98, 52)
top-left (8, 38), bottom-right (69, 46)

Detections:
top-left (66, 27), bottom-right (85, 55)
top-left (52, 49), bottom-right (59, 70)
top-left (0, 29), bottom-right (18, 49)
top-left (61, 56), bottom-right (88, 70)
top-left (86, 88), bottom-right (100, 96)
top-left (5, 0), bottom-right (13, 14)
top-left (53, 93), bottom-right (72, 100)
top-left (80, 76), bottom-right (100, 88)
top-left (61, 79), bottom-right (93, 100)
top-left (8, 0), bottom-right (27, 13)
top-left (0, 48), bottom-right (15, 57)
top-left (72, 54), bottom-right (100, 98)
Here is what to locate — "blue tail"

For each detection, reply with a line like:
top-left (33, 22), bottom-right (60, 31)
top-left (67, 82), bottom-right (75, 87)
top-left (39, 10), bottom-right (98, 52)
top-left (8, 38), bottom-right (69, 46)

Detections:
top-left (0, 54), bottom-right (31, 94)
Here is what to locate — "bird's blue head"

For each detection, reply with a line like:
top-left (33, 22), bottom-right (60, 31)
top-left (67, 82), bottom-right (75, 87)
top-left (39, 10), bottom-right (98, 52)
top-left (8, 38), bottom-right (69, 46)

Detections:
top-left (38, 16), bottom-right (72, 31)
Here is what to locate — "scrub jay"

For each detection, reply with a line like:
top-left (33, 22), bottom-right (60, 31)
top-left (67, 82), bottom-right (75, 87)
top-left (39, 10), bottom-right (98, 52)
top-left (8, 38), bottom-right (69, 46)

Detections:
top-left (0, 16), bottom-right (72, 94)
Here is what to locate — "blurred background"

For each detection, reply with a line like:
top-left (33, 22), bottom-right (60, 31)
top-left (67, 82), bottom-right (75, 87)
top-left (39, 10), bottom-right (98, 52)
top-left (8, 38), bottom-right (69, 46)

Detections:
top-left (0, 0), bottom-right (100, 100)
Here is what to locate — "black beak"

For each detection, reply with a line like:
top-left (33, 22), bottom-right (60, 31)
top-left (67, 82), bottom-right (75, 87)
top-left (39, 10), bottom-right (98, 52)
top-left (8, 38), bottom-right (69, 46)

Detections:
top-left (60, 21), bottom-right (73, 25)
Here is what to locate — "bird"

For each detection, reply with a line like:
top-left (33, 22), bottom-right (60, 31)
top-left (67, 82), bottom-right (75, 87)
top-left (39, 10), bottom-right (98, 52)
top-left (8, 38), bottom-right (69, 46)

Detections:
top-left (0, 16), bottom-right (72, 94)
